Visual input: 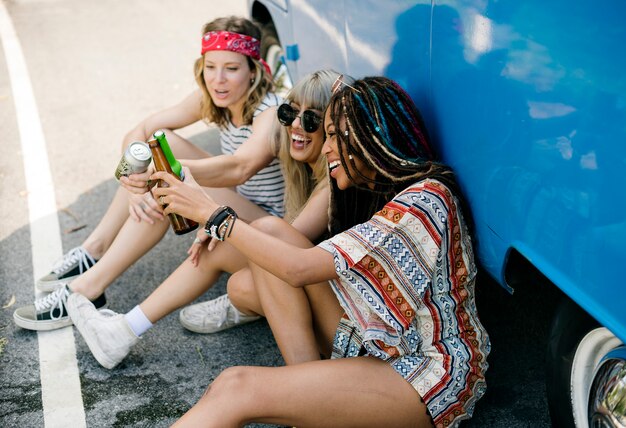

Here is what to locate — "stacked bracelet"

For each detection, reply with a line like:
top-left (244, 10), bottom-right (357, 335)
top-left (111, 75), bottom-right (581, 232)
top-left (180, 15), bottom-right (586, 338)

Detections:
top-left (204, 206), bottom-right (238, 241)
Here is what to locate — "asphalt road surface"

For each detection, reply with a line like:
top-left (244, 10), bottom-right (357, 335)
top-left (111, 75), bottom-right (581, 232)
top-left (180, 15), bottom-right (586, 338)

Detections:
top-left (0, 0), bottom-right (557, 426)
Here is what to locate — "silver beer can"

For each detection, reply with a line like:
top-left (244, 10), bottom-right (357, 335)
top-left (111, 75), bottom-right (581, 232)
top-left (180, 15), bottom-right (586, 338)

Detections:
top-left (114, 141), bottom-right (152, 180)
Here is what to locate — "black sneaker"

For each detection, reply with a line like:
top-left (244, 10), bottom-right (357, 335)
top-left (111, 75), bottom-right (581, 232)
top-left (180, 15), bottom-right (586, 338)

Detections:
top-left (13, 284), bottom-right (106, 331)
top-left (36, 246), bottom-right (98, 292)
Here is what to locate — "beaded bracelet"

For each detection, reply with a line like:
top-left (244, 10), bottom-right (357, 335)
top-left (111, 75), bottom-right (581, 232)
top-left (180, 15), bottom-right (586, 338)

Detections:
top-left (204, 206), bottom-right (238, 241)
top-left (213, 213), bottom-right (237, 241)
top-left (216, 214), bottom-right (236, 240)
top-left (224, 213), bottom-right (237, 238)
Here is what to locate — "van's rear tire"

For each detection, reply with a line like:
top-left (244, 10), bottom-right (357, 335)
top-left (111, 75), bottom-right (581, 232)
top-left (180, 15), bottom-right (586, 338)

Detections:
top-left (546, 297), bottom-right (623, 427)
top-left (259, 22), bottom-right (291, 94)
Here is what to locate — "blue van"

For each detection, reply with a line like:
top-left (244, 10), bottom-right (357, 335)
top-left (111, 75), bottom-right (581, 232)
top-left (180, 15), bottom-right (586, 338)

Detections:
top-left (248, 1), bottom-right (626, 426)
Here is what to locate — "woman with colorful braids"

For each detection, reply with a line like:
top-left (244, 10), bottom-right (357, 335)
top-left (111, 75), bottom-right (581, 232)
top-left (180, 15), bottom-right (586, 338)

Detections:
top-left (83, 76), bottom-right (490, 427)
top-left (14, 16), bottom-right (285, 332)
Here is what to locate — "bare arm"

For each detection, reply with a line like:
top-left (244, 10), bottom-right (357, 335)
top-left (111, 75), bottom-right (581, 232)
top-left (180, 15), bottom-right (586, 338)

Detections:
top-left (122, 90), bottom-right (204, 146)
top-left (226, 217), bottom-right (336, 287)
top-left (290, 184), bottom-right (330, 242)
top-left (117, 91), bottom-right (205, 222)
top-left (182, 107), bottom-right (277, 188)
top-left (151, 169), bottom-right (338, 287)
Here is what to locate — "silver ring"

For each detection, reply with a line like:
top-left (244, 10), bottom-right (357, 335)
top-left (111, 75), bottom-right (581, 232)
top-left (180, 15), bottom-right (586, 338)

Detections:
top-left (159, 196), bottom-right (165, 205)
top-left (193, 237), bottom-right (201, 245)
top-left (139, 202), bottom-right (146, 210)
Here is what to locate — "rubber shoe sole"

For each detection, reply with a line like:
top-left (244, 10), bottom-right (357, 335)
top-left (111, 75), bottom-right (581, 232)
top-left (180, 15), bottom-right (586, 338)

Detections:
top-left (13, 292), bottom-right (107, 332)
top-left (13, 309), bottom-right (73, 331)
top-left (36, 274), bottom-right (81, 293)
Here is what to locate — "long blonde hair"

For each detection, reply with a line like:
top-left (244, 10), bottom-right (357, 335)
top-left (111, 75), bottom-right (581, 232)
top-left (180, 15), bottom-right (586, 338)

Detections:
top-left (193, 16), bottom-right (274, 127)
top-left (272, 70), bottom-right (346, 221)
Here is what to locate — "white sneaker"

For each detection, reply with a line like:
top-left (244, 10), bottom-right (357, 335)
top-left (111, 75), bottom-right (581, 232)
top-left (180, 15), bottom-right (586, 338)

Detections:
top-left (179, 294), bottom-right (261, 334)
top-left (67, 293), bottom-right (138, 369)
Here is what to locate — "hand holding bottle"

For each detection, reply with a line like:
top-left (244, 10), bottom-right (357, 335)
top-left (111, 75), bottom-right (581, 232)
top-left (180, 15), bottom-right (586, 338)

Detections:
top-left (151, 166), bottom-right (218, 227)
top-left (149, 131), bottom-right (198, 235)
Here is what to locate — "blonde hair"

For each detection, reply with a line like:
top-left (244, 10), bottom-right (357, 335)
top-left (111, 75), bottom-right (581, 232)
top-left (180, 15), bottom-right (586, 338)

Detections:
top-left (193, 16), bottom-right (274, 127)
top-left (272, 70), bottom-right (348, 221)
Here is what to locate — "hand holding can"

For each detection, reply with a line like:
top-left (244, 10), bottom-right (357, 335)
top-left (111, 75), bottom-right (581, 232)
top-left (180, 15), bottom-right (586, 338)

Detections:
top-left (114, 141), bottom-right (153, 180)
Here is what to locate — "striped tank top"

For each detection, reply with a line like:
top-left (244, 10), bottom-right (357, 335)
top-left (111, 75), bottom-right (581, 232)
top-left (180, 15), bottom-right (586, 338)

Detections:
top-left (219, 93), bottom-right (284, 217)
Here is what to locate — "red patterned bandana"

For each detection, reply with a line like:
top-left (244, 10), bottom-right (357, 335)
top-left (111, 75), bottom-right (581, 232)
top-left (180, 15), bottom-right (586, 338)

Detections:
top-left (201, 30), bottom-right (271, 76)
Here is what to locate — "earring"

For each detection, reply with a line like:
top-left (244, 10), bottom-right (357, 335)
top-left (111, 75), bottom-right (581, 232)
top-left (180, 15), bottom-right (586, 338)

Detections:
top-left (250, 78), bottom-right (255, 84)
top-left (348, 155), bottom-right (354, 160)
top-left (344, 130), bottom-right (349, 136)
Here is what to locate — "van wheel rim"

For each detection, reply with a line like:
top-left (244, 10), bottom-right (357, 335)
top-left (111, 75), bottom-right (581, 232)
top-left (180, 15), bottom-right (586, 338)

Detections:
top-left (588, 345), bottom-right (626, 427)
top-left (571, 327), bottom-right (622, 427)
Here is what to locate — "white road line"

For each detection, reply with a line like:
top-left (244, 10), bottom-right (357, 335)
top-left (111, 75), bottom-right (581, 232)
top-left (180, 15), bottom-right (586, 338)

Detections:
top-left (0, 2), bottom-right (86, 427)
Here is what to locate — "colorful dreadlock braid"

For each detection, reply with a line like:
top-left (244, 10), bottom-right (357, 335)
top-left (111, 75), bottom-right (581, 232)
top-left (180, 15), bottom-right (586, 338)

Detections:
top-left (329, 76), bottom-right (449, 188)
top-left (326, 76), bottom-right (469, 230)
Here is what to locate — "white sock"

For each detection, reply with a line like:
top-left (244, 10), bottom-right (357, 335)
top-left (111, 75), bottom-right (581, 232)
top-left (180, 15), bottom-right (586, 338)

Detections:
top-left (124, 306), bottom-right (153, 337)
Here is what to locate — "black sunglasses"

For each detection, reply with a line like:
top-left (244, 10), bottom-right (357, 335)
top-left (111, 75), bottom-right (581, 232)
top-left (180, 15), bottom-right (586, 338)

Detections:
top-left (277, 103), bottom-right (322, 133)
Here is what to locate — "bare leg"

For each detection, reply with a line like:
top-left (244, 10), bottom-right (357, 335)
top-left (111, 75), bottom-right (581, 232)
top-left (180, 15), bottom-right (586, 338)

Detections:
top-left (226, 258), bottom-right (343, 358)
top-left (69, 183), bottom-right (267, 301)
top-left (139, 241), bottom-right (247, 323)
top-left (174, 357), bottom-right (433, 428)
top-left (81, 187), bottom-right (133, 259)
top-left (136, 188), bottom-right (271, 323)
top-left (249, 264), bottom-right (323, 364)
top-left (227, 269), bottom-right (264, 316)
top-left (237, 264), bottom-right (341, 361)
top-left (303, 281), bottom-right (345, 358)
top-left (246, 216), bottom-right (343, 364)
top-left (70, 216), bottom-right (170, 300)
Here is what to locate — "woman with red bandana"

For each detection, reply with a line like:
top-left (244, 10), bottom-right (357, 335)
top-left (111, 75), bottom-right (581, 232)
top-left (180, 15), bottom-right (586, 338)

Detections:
top-left (13, 16), bottom-right (285, 331)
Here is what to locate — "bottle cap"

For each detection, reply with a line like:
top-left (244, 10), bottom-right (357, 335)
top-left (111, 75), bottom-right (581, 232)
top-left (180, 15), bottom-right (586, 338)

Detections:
top-left (153, 130), bottom-right (182, 178)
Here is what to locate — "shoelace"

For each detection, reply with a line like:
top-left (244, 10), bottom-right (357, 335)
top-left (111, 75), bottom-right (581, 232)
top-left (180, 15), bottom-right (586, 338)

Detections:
top-left (34, 286), bottom-right (70, 319)
top-left (206, 295), bottom-right (238, 327)
top-left (51, 247), bottom-right (96, 275)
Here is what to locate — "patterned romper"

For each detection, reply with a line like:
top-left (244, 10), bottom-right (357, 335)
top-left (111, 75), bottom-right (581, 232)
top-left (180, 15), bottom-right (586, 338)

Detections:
top-left (318, 179), bottom-right (491, 427)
